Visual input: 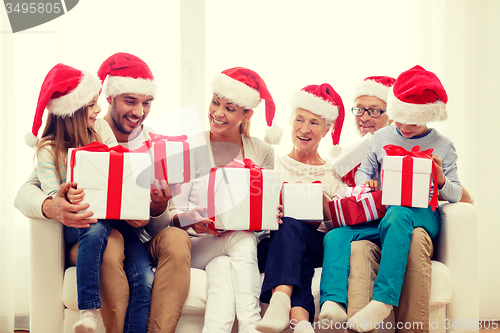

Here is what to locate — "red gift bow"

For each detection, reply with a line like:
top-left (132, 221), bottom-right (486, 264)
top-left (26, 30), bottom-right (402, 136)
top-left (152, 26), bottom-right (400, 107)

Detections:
top-left (383, 145), bottom-right (438, 211)
top-left (135, 132), bottom-right (191, 184)
top-left (70, 142), bottom-right (132, 220)
top-left (207, 158), bottom-right (264, 231)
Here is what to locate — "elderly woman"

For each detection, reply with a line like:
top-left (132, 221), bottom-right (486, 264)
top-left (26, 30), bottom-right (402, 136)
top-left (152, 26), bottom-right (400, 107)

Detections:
top-left (256, 84), bottom-right (346, 333)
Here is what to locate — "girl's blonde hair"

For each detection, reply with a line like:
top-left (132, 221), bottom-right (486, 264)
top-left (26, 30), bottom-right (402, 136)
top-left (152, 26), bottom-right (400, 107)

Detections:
top-left (35, 104), bottom-right (101, 182)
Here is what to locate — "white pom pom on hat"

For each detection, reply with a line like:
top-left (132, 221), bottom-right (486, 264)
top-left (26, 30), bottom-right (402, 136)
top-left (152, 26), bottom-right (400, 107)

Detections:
top-left (27, 63), bottom-right (102, 148)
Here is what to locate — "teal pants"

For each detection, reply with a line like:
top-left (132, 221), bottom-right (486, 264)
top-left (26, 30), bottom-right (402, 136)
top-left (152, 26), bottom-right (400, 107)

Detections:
top-left (320, 205), bottom-right (440, 307)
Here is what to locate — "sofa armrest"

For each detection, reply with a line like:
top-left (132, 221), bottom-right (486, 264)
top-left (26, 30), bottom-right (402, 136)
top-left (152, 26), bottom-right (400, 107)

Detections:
top-left (434, 202), bottom-right (479, 332)
top-left (30, 218), bottom-right (65, 333)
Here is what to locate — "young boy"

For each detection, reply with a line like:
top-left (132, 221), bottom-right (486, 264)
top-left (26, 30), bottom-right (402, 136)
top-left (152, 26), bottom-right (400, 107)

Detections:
top-left (319, 65), bottom-right (462, 332)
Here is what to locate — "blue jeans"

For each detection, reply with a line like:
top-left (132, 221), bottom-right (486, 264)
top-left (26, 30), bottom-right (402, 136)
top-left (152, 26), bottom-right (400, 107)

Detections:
top-left (65, 222), bottom-right (154, 332)
top-left (320, 205), bottom-right (440, 307)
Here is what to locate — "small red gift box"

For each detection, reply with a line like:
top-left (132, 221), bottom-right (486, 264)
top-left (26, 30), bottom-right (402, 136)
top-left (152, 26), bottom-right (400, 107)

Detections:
top-left (329, 186), bottom-right (386, 228)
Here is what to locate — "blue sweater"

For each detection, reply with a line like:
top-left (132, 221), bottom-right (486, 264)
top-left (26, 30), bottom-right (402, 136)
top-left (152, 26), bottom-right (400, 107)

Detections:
top-left (355, 126), bottom-right (462, 203)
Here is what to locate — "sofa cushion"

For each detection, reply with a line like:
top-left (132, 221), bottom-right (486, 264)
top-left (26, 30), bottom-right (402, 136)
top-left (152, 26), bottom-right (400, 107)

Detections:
top-left (62, 267), bottom-right (78, 310)
top-left (429, 260), bottom-right (452, 305)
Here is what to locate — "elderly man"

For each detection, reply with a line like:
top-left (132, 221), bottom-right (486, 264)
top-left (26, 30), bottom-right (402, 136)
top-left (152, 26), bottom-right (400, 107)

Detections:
top-left (15, 53), bottom-right (191, 333)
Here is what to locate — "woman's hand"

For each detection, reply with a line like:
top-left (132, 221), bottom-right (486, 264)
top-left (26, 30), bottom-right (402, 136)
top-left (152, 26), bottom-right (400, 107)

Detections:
top-left (277, 205), bottom-right (284, 224)
top-left (364, 179), bottom-right (379, 191)
top-left (176, 207), bottom-right (221, 236)
top-left (66, 182), bottom-right (85, 204)
top-left (431, 154), bottom-right (446, 188)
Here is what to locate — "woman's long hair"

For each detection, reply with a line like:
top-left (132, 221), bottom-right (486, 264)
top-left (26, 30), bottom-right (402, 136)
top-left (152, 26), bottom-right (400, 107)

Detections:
top-left (35, 105), bottom-right (101, 182)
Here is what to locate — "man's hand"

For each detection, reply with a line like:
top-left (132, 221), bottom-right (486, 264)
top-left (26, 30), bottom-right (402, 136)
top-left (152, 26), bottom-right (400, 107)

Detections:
top-left (150, 180), bottom-right (181, 217)
top-left (42, 182), bottom-right (97, 228)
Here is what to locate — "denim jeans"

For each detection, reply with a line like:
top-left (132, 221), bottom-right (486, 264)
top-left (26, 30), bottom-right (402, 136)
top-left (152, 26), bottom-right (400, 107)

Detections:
top-left (65, 221), bottom-right (154, 333)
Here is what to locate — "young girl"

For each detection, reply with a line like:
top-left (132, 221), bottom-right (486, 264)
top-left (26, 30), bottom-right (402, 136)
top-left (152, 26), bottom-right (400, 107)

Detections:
top-left (30, 63), bottom-right (117, 333)
top-left (319, 65), bottom-right (462, 332)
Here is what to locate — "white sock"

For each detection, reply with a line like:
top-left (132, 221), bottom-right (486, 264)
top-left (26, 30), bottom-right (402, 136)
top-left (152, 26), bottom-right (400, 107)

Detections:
top-left (348, 300), bottom-right (392, 332)
top-left (293, 320), bottom-right (315, 333)
top-left (73, 309), bottom-right (97, 333)
top-left (318, 301), bottom-right (347, 324)
top-left (256, 291), bottom-right (291, 333)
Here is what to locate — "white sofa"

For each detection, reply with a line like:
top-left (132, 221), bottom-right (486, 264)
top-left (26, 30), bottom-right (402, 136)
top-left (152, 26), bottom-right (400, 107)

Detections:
top-left (30, 202), bottom-right (479, 333)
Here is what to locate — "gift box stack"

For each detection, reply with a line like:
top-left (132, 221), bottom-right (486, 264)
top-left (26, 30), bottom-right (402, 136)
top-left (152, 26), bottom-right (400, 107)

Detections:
top-left (329, 185), bottom-right (386, 229)
top-left (381, 145), bottom-right (437, 210)
top-left (331, 133), bottom-right (372, 186)
top-left (198, 159), bottom-right (281, 231)
top-left (281, 182), bottom-right (323, 222)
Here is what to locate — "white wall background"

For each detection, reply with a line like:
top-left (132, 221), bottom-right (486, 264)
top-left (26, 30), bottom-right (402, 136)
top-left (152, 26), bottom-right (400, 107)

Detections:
top-left (1, 0), bottom-right (498, 330)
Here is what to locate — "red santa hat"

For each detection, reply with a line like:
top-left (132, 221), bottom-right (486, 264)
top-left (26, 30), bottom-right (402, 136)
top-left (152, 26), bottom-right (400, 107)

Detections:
top-left (353, 76), bottom-right (396, 103)
top-left (387, 65), bottom-right (448, 125)
top-left (26, 63), bottom-right (102, 148)
top-left (290, 83), bottom-right (345, 149)
top-left (210, 67), bottom-right (281, 143)
top-left (98, 52), bottom-right (157, 98)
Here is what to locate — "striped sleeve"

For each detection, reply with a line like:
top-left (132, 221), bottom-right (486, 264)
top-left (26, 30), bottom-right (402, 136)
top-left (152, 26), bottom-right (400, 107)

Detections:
top-left (35, 145), bottom-right (62, 196)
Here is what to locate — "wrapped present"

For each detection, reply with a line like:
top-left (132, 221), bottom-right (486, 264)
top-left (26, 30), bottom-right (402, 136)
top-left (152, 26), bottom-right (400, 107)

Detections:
top-left (135, 132), bottom-right (194, 186)
top-left (331, 133), bottom-right (372, 186)
top-left (198, 159), bottom-right (281, 231)
top-left (281, 182), bottom-right (323, 222)
top-left (381, 145), bottom-right (438, 210)
top-left (329, 185), bottom-right (386, 228)
top-left (69, 142), bottom-right (151, 220)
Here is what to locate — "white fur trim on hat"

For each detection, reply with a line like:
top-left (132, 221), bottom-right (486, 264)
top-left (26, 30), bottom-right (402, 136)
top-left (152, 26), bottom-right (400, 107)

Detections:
top-left (353, 80), bottom-right (390, 103)
top-left (264, 122), bottom-right (283, 145)
top-left (290, 90), bottom-right (339, 122)
top-left (387, 88), bottom-right (448, 125)
top-left (211, 73), bottom-right (261, 109)
top-left (104, 75), bottom-right (158, 98)
top-left (47, 71), bottom-right (101, 117)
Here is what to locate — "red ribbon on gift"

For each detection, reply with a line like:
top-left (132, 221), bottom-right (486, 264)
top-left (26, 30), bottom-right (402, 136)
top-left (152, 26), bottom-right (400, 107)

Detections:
top-left (70, 142), bottom-right (131, 220)
top-left (135, 132), bottom-right (191, 184)
top-left (207, 159), bottom-right (264, 230)
top-left (383, 145), bottom-right (438, 211)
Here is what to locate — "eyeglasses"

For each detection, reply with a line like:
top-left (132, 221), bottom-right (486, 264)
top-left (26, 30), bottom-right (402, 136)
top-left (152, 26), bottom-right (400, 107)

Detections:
top-left (351, 107), bottom-right (386, 118)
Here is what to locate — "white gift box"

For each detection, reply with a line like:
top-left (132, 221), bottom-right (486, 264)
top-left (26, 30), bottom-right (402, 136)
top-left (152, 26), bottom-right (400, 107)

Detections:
top-left (69, 146), bottom-right (151, 220)
top-left (198, 163), bottom-right (281, 231)
top-left (281, 183), bottom-right (323, 222)
top-left (150, 139), bottom-right (194, 185)
top-left (381, 155), bottom-right (433, 208)
top-left (331, 133), bottom-right (372, 186)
